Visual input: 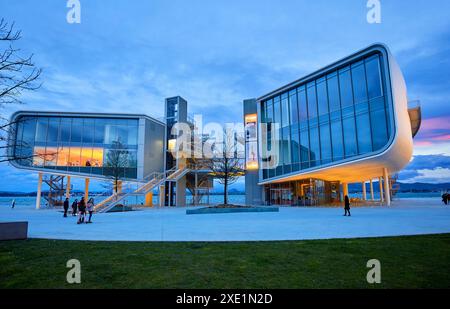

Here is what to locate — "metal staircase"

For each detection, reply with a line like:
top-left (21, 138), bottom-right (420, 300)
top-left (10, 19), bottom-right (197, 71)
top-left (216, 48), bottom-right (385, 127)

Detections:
top-left (43, 175), bottom-right (67, 207)
top-left (94, 167), bottom-right (188, 213)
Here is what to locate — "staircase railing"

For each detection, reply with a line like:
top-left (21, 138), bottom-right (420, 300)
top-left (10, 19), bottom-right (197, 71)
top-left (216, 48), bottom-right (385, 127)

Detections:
top-left (95, 166), bottom-right (189, 213)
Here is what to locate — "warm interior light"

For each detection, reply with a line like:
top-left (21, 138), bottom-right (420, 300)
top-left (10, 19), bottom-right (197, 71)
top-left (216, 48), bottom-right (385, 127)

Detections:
top-left (168, 139), bottom-right (177, 152)
top-left (246, 161), bottom-right (259, 170)
top-left (245, 114), bottom-right (257, 123)
top-left (33, 146), bottom-right (104, 167)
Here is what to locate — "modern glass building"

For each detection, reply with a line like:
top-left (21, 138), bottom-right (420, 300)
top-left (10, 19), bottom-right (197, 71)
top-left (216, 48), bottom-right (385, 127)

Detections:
top-left (10, 111), bottom-right (165, 181)
top-left (13, 115), bottom-right (140, 178)
top-left (244, 44), bottom-right (420, 206)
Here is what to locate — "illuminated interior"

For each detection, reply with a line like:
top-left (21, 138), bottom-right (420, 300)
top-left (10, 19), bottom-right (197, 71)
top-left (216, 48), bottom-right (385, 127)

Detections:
top-left (33, 146), bottom-right (104, 167)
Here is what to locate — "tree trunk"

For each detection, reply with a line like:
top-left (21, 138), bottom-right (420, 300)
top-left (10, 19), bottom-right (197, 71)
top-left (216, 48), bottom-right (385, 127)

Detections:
top-left (224, 175), bottom-right (228, 205)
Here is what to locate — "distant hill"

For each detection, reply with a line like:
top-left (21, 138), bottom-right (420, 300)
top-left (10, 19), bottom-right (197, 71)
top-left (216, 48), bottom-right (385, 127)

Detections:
top-left (349, 182), bottom-right (450, 193)
top-left (396, 182), bottom-right (450, 192)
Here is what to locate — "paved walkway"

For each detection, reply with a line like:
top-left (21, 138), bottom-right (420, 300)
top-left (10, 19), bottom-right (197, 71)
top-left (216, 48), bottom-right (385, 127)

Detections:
top-left (1, 198), bottom-right (450, 241)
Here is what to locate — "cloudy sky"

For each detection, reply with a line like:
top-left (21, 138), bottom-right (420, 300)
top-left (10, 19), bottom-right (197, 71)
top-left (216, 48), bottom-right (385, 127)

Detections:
top-left (0, 0), bottom-right (449, 192)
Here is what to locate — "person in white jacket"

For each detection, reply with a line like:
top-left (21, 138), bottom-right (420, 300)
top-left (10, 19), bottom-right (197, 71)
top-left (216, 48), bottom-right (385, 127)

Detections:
top-left (86, 198), bottom-right (94, 223)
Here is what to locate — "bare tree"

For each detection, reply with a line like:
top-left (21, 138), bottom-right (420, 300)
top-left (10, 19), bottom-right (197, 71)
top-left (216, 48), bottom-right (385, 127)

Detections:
top-left (208, 129), bottom-right (245, 205)
top-left (0, 18), bottom-right (42, 163)
top-left (104, 140), bottom-right (130, 194)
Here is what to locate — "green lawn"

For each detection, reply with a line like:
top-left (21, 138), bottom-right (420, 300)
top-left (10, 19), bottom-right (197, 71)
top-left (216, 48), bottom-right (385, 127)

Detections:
top-left (1, 234), bottom-right (450, 288)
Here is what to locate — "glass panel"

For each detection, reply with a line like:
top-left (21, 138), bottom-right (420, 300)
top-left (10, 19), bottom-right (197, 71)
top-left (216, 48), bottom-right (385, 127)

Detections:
top-left (81, 147), bottom-right (93, 167)
top-left (351, 63), bottom-right (368, 103)
top-left (68, 147), bottom-right (81, 166)
top-left (35, 118), bottom-right (48, 143)
top-left (127, 125), bottom-right (138, 146)
top-left (273, 97), bottom-right (282, 171)
top-left (70, 121), bottom-right (82, 143)
top-left (21, 117), bottom-right (36, 145)
top-left (343, 118), bottom-right (357, 157)
top-left (47, 118), bottom-right (60, 143)
top-left (282, 127), bottom-right (291, 167)
top-left (327, 74), bottom-right (341, 113)
top-left (316, 80), bottom-right (329, 117)
top-left (281, 96), bottom-right (289, 128)
top-left (291, 131), bottom-right (300, 164)
top-left (44, 146), bottom-right (58, 166)
top-left (309, 126), bottom-right (320, 166)
top-left (356, 113), bottom-right (372, 154)
top-left (116, 125), bottom-right (129, 144)
top-left (319, 124), bottom-right (332, 164)
top-left (300, 129), bottom-right (310, 169)
top-left (331, 121), bottom-right (344, 161)
top-left (307, 83), bottom-right (317, 123)
top-left (289, 93), bottom-right (299, 124)
top-left (57, 146), bottom-right (70, 166)
top-left (298, 87), bottom-right (308, 127)
top-left (339, 68), bottom-right (353, 108)
top-left (60, 120), bottom-right (71, 142)
top-left (82, 121), bottom-right (94, 144)
top-left (365, 54), bottom-right (383, 99)
top-left (370, 97), bottom-right (388, 151)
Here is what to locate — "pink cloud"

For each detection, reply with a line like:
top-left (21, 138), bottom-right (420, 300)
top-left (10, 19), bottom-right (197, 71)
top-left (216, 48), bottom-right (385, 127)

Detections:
top-left (420, 116), bottom-right (450, 131)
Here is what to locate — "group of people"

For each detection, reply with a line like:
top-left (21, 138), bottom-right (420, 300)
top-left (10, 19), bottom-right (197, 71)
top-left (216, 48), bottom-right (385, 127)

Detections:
top-left (442, 192), bottom-right (449, 205)
top-left (63, 197), bottom-right (95, 224)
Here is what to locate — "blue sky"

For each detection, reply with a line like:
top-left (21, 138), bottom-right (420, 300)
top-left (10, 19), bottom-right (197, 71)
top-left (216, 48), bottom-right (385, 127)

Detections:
top-left (0, 0), bottom-right (449, 192)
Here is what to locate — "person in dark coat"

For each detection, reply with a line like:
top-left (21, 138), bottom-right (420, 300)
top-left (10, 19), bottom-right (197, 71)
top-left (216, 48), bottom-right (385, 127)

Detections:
top-left (442, 192), bottom-right (448, 205)
top-left (63, 198), bottom-right (69, 217)
top-left (344, 195), bottom-right (351, 216)
top-left (71, 199), bottom-right (78, 216)
top-left (77, 197), bottom-right (86, 224)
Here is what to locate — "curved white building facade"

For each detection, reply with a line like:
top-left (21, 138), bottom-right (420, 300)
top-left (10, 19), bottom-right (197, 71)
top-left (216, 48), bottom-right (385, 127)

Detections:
top-left (244, 44), bottom-right (419, 206)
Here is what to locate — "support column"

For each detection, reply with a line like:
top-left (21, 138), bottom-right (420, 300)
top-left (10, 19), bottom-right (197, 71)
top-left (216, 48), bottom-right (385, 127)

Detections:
top-left (343, 183), bottom-right (349, 199)
top-left (379, 177), bottom-right (384, 203)
top-left (159, 184), bottom-right (165, 207)
top-left (176, 176), bottom-right (186, 207)
top-left (84, 178), bottom-right (90, 201)
top-left (145, 192), bottom-right (153, 207)
top-left (362, 181), bottom-right (367, 200)
top-left (194, 172), bottom-right (198, 205)
top-left (65, 176), bottom-right (71, 198)
top-left (383, 168), bottom-right (391, 206)
top-left (114, 180), bottom-right (123, 194)
top-left (370, 179), bottom-right (374, 201)
top-left (36, 173), bottom-right (43, 209)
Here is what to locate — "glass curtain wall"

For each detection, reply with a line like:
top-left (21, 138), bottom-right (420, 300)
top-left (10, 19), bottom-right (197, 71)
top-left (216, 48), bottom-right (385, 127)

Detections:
top-left (13, 116), bottom-right (139, 178)
top-left (260, 52), bottom-right (389, 180)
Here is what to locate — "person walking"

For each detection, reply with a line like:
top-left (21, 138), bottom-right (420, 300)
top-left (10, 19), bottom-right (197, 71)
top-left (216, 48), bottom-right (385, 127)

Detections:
top-left (442, 192), bottom-right (449, 205)
top-left (71, 199), bottom-right (78, 216)
top-left (86, 198), bottom-right (94, 223)
top-left (63, 197), bottom-right (69, 217)
top-left (344, 195), bottom-right (351, 216)
top-left (77, 197), bottom-right (86, 224)
top-left (11, 199), bottom-right (15, 209)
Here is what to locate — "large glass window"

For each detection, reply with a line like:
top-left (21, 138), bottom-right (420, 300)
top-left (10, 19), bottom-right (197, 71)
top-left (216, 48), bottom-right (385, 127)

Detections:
top-left (259, 51), bottom-right (391, 180)
top-left (14, 115), bottom-right (140, 179)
